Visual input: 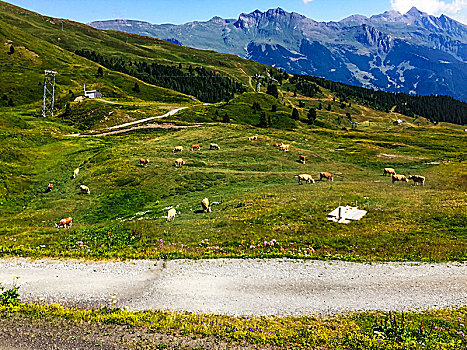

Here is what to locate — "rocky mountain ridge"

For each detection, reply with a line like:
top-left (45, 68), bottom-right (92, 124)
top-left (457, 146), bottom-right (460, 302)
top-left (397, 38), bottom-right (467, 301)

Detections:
top-left (90, 7), bottom-right (467, 100)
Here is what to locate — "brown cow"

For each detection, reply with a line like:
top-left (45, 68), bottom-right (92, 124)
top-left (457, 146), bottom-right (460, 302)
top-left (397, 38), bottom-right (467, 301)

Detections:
top-left (191, 144), bottom-right (201, 151)
top-left (56, 217), bottom-right (72, 228)
top-left (248, 136), bottom-right (257, 141)
top-left (320, 172), bottom-right (333, 181)
top-left (166, 208), bottom-right (177, 221)
top-left (408, 175), bottom-right (425, 186)
top-left (295, 174), bottom-right (315, 185)
top-left (279, 144), bottom-right (289, 152)
top-left (140, 158), bottom-right (149, 167)
top-left (383, 167), bottom-right (396, 176)
top-left (202, 198), bottom-right (212, 213)
top-left (273, 143), bottom-right (282, 147)
top-left (210, 143), bottom-right (220, 150)
top-left (299, 155), bottom-right (306, 164)
top-left (174, 158), bottom-right (185, 167)
top-left (392, 174), bottom-right (408, 183)
top-left (45, 183), bottom-right (53, 193)
top-left (80, 185), bottom-right (90, 194)
top-left (72, 168), bottom-right (79, 179)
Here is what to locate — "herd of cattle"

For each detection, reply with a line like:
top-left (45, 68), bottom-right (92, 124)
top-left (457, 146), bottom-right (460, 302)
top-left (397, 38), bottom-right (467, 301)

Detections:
top-left (53, 136), bottom-right (426, 227)
top-left (383, 167), bottom-right (426, 185)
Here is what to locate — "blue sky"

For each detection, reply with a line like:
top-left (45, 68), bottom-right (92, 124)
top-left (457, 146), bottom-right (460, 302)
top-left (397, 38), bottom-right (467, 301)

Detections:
top-left (6, 0), bottom-right (467, 24)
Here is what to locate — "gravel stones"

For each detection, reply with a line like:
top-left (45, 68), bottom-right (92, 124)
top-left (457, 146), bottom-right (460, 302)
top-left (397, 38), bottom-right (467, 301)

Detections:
top-left (0, 258), bottom-right (466, 316)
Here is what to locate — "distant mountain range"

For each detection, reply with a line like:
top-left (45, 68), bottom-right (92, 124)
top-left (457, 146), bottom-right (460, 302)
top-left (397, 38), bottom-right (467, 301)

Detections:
top-left (90, 7), bottom-right (467, 101)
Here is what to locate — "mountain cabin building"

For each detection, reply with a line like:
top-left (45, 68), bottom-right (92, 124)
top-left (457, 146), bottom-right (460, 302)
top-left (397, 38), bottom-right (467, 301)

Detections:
top-left (83, 84), bottom-right (102, 99)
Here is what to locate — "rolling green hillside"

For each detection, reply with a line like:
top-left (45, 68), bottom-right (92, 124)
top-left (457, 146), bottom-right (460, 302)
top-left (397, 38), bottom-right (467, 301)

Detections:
top-left (0, 1), bottom-right (466, 263)
top-left (0, 0), bottom-right (269, 108)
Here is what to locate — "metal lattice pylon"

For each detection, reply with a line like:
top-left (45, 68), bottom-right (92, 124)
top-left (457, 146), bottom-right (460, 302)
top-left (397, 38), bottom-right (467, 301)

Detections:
top-left (42, 70), bottom-right (57, 117)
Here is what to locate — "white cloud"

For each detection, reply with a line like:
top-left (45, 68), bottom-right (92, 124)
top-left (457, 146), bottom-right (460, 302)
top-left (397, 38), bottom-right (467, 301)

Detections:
top-left (391, 0), bottom-right (467, 16)
top-left (303, 0), bottom-right (313, 4)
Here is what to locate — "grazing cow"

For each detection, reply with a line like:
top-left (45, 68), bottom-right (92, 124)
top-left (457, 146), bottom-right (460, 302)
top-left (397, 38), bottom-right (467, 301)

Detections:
top-left (299, 155), bottom-right (306, 164)
top-left (45, 183), bottom-right (53, 193)
top-left (408, 175), bottom-right (425, 186)
top-left (248, 136), bottom-right (257, 141)
top-left (273, 143), bottom-right (282, 147)
top-left (279, 144), bottom-right (289, 152)
top-left (190, 144), bottom-right (200, 151)
top-left (201, 198), bottom-right (211, 213)
top-left (174, 158), bottom-right (185, 167)
top-left (56, 217), bottom-right (72, 229)
top-left (295, 174), bottom-right (315, 185)
top-left (72, 168), bottom-right (79, 179)
top-left (210, 143), bottom-right (220, 150)
top-left (80, 185), bottom-right (90, 194)
top-left (172, 146), bottom-right (183, 153)
top-left (392, 174), bottom-right (408, 183)
top-left (166, 208), bottom-right (177, 221)
top-left (140, 158), bottom-right (149, 167)
top-left (383, 167), bottom-right (396, 176)
top-left (320, 172), bottom-right (333, 181)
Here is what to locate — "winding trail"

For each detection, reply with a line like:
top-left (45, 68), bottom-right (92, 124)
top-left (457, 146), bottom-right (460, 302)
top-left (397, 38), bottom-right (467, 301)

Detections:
top-left (108, 107), bottom-right (187, 130)
top-left (66, 106), bottom-right (188, 137)
top-left (0, 258), bottom-right (466, 316)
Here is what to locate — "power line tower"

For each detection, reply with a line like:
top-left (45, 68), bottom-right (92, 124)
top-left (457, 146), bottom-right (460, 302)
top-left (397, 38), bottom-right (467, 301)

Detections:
top-left (253, 74), bottom-right (264, 93)
top-left (42, 70), bottom-right (57, 117)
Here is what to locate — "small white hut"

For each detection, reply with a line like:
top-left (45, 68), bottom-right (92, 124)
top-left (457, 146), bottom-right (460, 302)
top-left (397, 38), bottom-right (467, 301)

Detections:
top-left (84, 84), bottom-right (102, 99)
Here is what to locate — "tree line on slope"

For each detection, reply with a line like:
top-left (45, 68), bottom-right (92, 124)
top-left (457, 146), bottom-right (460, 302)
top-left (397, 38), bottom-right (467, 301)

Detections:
top-left (75, 49), bottom-right (246, 103)
top-left (290, 75), bottom-right (467, 126)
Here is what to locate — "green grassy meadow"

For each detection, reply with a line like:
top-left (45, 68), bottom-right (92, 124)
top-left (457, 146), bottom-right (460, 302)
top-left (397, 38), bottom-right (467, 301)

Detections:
top-left (1, 99), bottom-right (465, 261)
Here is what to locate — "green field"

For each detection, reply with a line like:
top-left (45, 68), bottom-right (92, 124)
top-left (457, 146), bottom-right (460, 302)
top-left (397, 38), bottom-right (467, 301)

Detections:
top-left (1, 95), bottom-right (465, 261)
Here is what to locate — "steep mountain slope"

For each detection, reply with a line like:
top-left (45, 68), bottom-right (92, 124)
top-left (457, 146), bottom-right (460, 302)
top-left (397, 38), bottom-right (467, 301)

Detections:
top-left (90, 7), bottom-right (467, 101)
top-left (0, 1), bottom-right (270, 107)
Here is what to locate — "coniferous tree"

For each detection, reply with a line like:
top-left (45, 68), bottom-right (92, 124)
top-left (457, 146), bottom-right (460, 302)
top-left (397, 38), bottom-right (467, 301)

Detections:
top-left (252, 102), bottom-right (261, 112)
top-left (307, 108), bottom-right (317, 124)
top-left (266, 84), bottom-right (279, 98)
top-left (291, 108), bottom-right (299, 120)
top-left (96, 67), bottom-right (103, 77)
top-left (132, 83), bottom-right (140, 93)
top-left (318, 103), bottom-right (322, 110)
top-left (326, 104), bottom-right (331, 111)
top-left (75, 49), bottom-right (245, 103)
top-left (259, 112), bottom-right (268, 127)
top-left (222, 113), bottom-right (230, 123)
top-left (271, 105), bottom-right (277, 112)
top-left (8, 45), bottom-right (14, 55)
top-left (64, 103), bottom-right (71, 115)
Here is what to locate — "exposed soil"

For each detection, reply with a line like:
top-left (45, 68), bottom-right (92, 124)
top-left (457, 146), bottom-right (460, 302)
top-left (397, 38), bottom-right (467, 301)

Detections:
top-left (0, 314), bottom-right (277, 350)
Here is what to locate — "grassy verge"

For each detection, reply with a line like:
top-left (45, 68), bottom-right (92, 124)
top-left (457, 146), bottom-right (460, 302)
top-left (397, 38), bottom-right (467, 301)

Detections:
top-left (0, 302), bottom-right (465, 349)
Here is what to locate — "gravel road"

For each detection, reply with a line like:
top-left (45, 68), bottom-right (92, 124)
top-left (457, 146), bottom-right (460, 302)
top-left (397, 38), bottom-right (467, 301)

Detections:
top-left (0, 258), bottom-right (466, 316)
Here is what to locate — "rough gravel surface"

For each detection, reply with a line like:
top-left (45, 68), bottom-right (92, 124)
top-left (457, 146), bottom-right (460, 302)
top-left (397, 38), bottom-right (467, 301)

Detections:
top-left (1, 258), bottom-right (466, 316)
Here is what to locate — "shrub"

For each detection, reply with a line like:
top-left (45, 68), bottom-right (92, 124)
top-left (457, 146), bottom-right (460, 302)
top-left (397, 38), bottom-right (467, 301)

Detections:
top-left (0, 281), bottom-right (20, 306)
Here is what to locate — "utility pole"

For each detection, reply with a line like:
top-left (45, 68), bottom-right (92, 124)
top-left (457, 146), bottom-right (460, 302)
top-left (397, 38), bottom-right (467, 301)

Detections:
top-left (253, 74), bottom-right (264, 93)
top-left (42, 70), bottom-right (57, 117)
